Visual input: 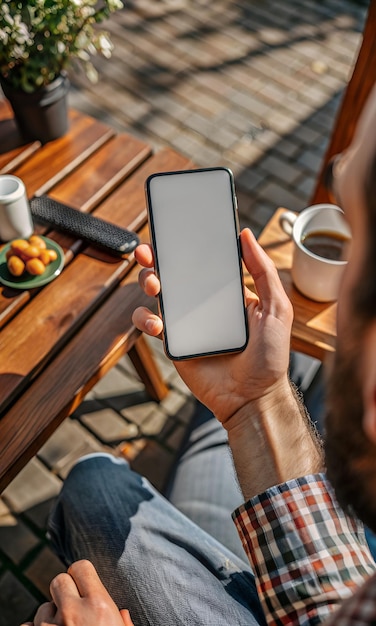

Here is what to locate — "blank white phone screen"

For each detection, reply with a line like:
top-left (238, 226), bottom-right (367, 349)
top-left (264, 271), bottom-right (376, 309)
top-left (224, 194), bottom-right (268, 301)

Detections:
top-left (147, 168), bottom-right (248, 359)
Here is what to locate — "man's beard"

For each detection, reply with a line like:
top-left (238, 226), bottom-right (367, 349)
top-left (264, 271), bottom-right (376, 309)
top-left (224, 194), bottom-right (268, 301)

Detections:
top-left (325, 338), bottom-right (376, 533)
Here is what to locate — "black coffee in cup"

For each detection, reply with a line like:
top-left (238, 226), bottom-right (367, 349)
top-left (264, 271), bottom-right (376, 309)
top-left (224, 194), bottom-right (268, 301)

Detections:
top-left (301, 230), bottom-right (350, 261)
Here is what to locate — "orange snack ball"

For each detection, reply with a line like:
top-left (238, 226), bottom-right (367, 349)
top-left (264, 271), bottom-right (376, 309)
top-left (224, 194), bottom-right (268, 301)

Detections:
top-left (22, 245), bottom-right (41, 260)
top-left (26, 258), bottom-right (46, 276)
top-left (39, 249), bottom-right (52, 265)
top-left (10, 239), bottom-right (29, 257)
top-left (48, 249), bottom-right (58, 262)
top-left (7, 255), bottom-right (26, 277)
top-left (28, 235), bottom-right (47, 250)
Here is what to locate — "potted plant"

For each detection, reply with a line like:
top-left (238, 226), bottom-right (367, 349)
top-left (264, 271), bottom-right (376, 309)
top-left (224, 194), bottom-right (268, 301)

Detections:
top-left (0, 0), bottom-right (124, 143)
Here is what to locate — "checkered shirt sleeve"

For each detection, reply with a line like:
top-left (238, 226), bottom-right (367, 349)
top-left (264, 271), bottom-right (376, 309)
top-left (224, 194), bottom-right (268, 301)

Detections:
top-left (232, 474), bottom-right (376, 625)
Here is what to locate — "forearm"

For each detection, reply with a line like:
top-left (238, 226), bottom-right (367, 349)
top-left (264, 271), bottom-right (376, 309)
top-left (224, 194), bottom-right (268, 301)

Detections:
top-left (224, 376), bottom-right (324, 500)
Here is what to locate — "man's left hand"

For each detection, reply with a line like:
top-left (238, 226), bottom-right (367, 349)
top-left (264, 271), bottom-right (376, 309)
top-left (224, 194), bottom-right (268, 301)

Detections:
top-left (20, 560), bottom-right (134, 626)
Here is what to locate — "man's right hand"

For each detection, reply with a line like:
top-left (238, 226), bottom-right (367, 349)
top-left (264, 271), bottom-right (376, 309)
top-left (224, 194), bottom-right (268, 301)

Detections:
top-left (133, 228), bottom-right (293, 428)
top-left (133, 228), bottom-right (323, 498)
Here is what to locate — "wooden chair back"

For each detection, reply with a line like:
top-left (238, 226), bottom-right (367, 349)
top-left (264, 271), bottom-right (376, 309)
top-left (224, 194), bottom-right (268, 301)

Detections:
top-left (311, 0), bottom-right (376, 204)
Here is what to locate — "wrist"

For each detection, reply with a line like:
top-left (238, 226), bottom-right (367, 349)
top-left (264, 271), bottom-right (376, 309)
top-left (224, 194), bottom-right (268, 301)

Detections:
top-left (224, 377), bottom-right (324, 500)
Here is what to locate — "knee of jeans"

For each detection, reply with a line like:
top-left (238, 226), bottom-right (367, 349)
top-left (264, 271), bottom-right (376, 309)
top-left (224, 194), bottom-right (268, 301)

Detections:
top-left (63, 453), bottom-right (131, 495)
top-left (73, 451), bottom-right (129, 471)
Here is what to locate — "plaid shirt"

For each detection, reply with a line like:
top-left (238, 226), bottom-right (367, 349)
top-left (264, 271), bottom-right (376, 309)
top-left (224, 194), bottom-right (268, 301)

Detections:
top-left (232, 474), bottom-right (376, 625)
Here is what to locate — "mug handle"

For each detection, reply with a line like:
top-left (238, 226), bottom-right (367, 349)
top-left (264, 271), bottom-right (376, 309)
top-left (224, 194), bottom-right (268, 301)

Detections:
top-left (279, 210), bottom-right (297, 236)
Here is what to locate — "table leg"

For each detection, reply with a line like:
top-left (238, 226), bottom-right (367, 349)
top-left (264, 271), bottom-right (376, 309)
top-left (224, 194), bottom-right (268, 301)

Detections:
top-left (129, 334), bottom-right (169, 401)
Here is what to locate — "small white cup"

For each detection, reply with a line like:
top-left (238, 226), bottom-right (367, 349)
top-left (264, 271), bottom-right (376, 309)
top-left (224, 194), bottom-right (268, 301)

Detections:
top-left (0, 175), bottom-right (34, 242)
top-left (279, 203), bottom-right (351, 302)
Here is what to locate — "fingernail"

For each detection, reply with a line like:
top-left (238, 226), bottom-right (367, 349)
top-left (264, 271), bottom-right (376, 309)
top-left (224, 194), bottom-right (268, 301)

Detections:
top-left (145, 319), bottom-right (156, 333)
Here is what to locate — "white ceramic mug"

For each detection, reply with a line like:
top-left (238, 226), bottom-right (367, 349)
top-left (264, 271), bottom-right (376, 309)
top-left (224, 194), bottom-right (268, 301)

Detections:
top-left (279, 203), bottom-right (351, 302)
top-left (0, 175), bottom-right (34, 242)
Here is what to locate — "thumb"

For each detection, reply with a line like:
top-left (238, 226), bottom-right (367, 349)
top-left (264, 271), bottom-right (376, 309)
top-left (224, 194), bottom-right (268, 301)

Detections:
top-left (240, 227), bottom-right (272, 278)
top-left (240, 228), bottom-right (288, 307)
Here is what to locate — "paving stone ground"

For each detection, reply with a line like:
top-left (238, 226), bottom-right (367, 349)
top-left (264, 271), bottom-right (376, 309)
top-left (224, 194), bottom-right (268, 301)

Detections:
top-left (0, 0), bottom-right (369, 623)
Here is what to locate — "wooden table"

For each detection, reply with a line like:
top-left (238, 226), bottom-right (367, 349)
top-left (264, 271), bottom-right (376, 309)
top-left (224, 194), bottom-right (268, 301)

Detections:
top-left (0, 99), bottom-right (337, 491)
top-left (0, 101), bottom-right (194, 492)
top-left (245, 207), bottom-right (337, 361)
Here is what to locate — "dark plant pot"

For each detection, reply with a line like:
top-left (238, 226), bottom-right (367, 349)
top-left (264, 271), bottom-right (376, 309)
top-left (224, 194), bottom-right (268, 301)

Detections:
top-left (0, 73), bottom-right (70, 144)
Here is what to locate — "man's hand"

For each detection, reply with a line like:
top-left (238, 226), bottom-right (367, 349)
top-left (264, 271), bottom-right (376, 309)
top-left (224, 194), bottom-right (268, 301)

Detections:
top-left (133, 228), bottom-right (323, 498)
top-left (133, 228), bottom-right (293, 427)
top-left (20, 560), bottom-right (134, 626)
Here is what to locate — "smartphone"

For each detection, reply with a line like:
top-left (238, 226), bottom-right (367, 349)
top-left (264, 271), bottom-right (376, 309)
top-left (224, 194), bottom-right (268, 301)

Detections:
top-left (145, 167), bottom-right (248, 360)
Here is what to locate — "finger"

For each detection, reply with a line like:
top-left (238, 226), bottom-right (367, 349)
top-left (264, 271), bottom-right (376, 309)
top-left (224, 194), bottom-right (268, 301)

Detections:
top-left (50, 571), bottom-right (80, 607)
top-left (134, 244), bottom-right (154, 268)
top-left (120, 608), bottom-right (135, 625)
top-left (240, 228), bottom-right (290, 312)
top-left (31, 601), bottom-right (57, 625)
top-left (132, 306), bottom-right (163, 337)
top-left (138, 268), bottom-right (160, 297)
top-left (67, 560), bottom-right (111, 599)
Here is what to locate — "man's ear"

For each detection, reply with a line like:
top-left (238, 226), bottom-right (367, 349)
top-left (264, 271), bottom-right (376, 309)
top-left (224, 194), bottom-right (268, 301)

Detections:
top-left (362, 320), bottom-right (376, 444)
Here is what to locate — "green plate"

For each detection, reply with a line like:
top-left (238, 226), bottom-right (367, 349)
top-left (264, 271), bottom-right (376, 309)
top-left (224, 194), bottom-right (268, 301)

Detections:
top-left (0, 236), bottom-right (64, 290)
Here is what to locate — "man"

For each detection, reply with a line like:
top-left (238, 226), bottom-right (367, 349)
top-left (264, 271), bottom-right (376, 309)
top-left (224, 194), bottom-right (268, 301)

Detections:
top-left (23, 85), bottom-right (376, 626)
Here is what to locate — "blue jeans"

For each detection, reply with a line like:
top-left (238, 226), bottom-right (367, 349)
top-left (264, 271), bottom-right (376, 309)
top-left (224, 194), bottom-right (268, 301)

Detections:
top-left (48, 406), bottom-right (265, 626)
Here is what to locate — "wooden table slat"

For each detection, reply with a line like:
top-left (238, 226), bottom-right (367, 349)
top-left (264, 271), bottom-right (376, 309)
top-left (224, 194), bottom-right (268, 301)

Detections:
top-left (48, 133), bottom-right (152, 212)
top-left (0, 140), bottom-right (41, 175)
